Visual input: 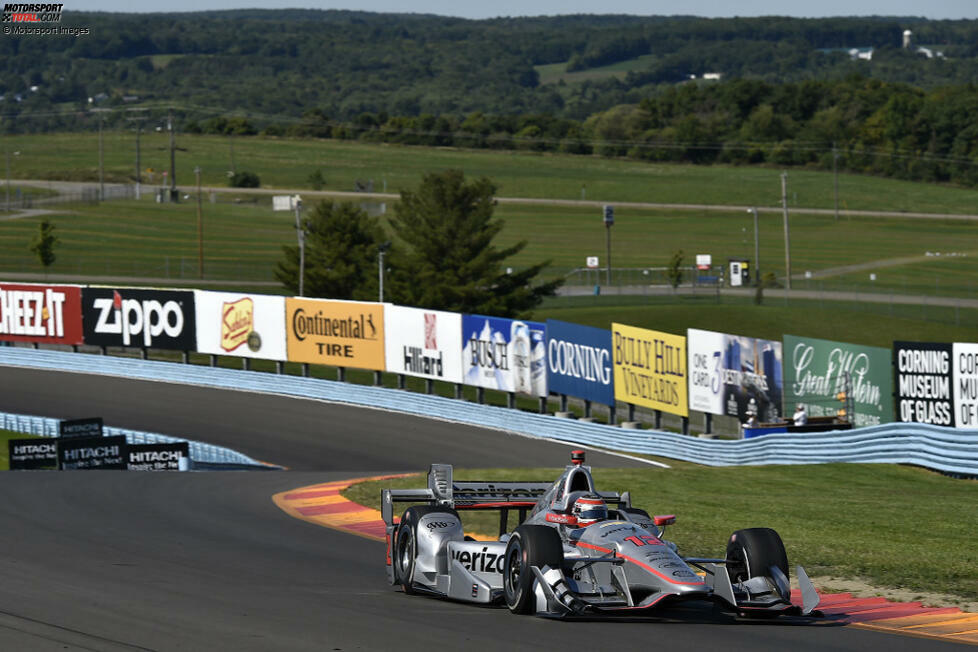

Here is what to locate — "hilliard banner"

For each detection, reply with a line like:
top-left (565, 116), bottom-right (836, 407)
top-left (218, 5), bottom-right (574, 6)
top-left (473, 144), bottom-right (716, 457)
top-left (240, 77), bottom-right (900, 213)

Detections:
top-left (611, 323), bottom-right (687, 416)
top-left (783, 335), bottom-right (893, 426)
top-left (384, 305), bottom-right (463, 383)
top-left (194, 291), bottom-right (287, 360)
top-left (894, 341), bottom-right (954, 426)
top-left (286, 298), bottom-right (385, 370)
top-left (0, 283), bottom-right (83, 345)
top-left (546, 320), bottom-right (614, 406)
top-left (57, 435), bottom-right (128, 470)
top-left (81, 288), bottom-right (196, 350)
top-left (461, 315), bottom-right (546, 397)
top-left (8, 438), bottom-right (58, 470)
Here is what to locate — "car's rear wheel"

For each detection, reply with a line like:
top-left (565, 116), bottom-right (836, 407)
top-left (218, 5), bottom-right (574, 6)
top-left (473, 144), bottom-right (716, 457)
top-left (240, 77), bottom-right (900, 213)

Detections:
top-left (502, 525), bottom-right (563, 614)
top-left (725, 527), bottom-right (789, 584)
top-left (394, 505), bottom-right (458, 594)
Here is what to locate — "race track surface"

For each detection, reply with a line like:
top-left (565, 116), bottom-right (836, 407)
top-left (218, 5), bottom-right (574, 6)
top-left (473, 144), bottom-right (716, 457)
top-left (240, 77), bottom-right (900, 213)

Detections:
top-left (0, 366), bottom-right (967, 651)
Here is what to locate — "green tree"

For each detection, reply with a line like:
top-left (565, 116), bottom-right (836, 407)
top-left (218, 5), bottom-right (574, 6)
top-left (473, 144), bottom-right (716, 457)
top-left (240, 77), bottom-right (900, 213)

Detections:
top-left (29, 218), bottom-right (58, 271)
top-left (274, 201), bottom-right (385, 300)
top-left (389, 169), bottom-right (561, 317)
top-left (667, 249), bottom-right (684, 289)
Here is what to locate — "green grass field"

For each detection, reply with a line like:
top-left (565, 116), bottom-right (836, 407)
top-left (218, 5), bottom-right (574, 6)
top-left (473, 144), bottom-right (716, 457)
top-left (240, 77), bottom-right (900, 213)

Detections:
top-left (345, 464), bottom-right (978, 603)
top-left (535, 55), bottom-right (658, 85)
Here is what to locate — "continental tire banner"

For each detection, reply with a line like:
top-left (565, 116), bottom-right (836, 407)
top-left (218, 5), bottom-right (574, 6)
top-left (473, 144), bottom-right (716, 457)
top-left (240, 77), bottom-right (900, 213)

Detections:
top-left (462, 315), bottom-right (546, 396)
top-left (783, 335), bottom-right (893, 426)
top-left (954, 343), bottom-right (978, 428)
top-left (194, 291), bottom-right (287, 360)
top-left (384, 305), bottom-right (463, 383)
top-left (546, 320), bottom-right (613, 405)
top-left (286, 298), bottom-right (385, 370)
top-left (82, 288), bottom-right (196, 350)
top-left (687, 328), bottom-right (783, 422)
top-left (0, 282), bottom-right (83, 345)
top-left (611, 323), bottom-right (686, 416)
top-left (894, 341), bottom-right (953, 425)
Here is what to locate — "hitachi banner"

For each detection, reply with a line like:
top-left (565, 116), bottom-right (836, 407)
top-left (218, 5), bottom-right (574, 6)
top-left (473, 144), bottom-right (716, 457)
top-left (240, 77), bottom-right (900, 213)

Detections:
top-left (612, 323), bottom-right (687, 416)
top-left (687, 328), bottom-right (783, 422)
top-left (0, 282), bottom-right (83, 345)
top-left (462, 315), bottom-right (546, 396)
top-left (546, 320), bottom-right (613, 405)
top-left (194, 291), bottom-right (287, 360)
top-left (384, 305), bottom-right (463, 383)
top-left (286, 298), bottom-right (385, 370)
top-left (783, 335), bottom-right (893, 426)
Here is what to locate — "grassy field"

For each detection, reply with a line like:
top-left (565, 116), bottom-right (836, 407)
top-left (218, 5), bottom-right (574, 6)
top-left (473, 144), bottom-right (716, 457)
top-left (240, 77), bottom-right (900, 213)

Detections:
top-left (535, 55), bottom-right (658, 85)
top-left (345, 464), bottom-right (978, 603)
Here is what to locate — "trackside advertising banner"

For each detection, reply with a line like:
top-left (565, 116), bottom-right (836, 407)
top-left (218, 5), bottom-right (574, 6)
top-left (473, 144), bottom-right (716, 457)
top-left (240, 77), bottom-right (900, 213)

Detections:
top-left (611, 323), bottom-right (687, 416)
top-left (384, 305), bottom-right (463, 383)
top-left (545, 320), bottom-right (613, 406)
top-left (81, 288), bottom-right (197, 350)
top-left (286, 298), bottom-right (385, 370)
top-left (894, 341), bottom-right (954, 426)
top-left (687, 328), bottom-right (784, 423)
top-left (462, 315), bottom-right (546, 396)
top-left (954, 343), bottom-right (978, 428)
top-left (0, 282), bottom-right (83, 345)
top-left (194, 291), bottom-right (287, 361)
top-left (783, 335), bottom-right (893, 427)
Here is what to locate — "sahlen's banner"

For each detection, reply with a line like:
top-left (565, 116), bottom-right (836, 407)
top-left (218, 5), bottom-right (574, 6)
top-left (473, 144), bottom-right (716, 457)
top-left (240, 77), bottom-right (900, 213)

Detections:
top-left (286, 298), bottom-right (385, 370)
top-left (546, 320), bottom-right (614, 406)
top-left (462, 315), bottom-right (546, 396)
top-left (194, 291), bottom-right (287, 360)
top-left (384, 305), bottom-right (463, 383)
top-left (611, 323), bottom-right (687, 416)
top-left (81, 287), bottom-right (196, 350)
top-left (687, 328), bottom-right (783, 422)
top-left (954, 343), bottom-right (978, 428)
top-left (0, 282), bottom-right (83, 345)
top-left (783, 335), bottom-right (894, 426)
top-left (894, 341), bottom-right (954, 425)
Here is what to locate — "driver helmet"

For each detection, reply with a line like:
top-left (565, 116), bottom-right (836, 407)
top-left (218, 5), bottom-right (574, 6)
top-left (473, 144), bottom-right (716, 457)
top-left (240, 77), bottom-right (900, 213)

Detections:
top-left (571, 493), bottom-right (608, 526)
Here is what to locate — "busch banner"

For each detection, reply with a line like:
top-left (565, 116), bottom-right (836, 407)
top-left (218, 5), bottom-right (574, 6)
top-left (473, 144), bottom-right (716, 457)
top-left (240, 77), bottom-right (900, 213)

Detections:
top-left (546, 320), bottom-right (613, 406)
top-left (384, 305), bottom-right (463, 383)
top-left (0, 282), bottom-right (83, 345)
top-left (783, 335), bottom-right (894, 426)
top-left (687, 328), bottom-right (783, 422)
top-left (194, 290), bottom-right (287, 360)
top-left (286, 298), bottom-right (385, 370)
top-left (462, 315), bottom-right (546, 396)
top-left (894, 341), bottom-right (954, 426)
top-left (82, 287), bottom-right (196, 350)
top-left (611, 323), bottom-right (687, 416)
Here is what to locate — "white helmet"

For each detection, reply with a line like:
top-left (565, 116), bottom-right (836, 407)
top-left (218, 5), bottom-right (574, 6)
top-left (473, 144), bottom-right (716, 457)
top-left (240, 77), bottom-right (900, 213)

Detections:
top-left (571, 493), bottom-right (608, 526)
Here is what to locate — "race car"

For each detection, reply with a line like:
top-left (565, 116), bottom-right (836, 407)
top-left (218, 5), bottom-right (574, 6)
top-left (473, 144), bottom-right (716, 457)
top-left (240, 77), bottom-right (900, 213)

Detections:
top-left (381, 450), bottom-right (821, 618)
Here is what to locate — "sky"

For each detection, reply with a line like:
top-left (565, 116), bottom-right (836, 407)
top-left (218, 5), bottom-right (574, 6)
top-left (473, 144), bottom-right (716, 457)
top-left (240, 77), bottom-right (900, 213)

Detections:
top-left (77, 1), bottom-right (977, 20)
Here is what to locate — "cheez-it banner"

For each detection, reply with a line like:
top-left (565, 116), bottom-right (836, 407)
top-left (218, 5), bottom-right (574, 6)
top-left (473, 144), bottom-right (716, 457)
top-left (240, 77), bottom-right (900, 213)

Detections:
top-left (286, 298), bottom-right (385, 370)
top-left (612, 323), bottom-right (688, 417)
top-left (0, 283), bottom-right (83, 345)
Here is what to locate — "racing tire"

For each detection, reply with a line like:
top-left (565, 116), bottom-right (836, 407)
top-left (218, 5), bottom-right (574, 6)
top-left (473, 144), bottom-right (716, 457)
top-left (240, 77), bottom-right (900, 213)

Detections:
top-left (503, 525), bottom-right (563, 615)
top-left (725, 527), bottom-right (789, 584)
top-left (393, 505), bottom-right (460, 595)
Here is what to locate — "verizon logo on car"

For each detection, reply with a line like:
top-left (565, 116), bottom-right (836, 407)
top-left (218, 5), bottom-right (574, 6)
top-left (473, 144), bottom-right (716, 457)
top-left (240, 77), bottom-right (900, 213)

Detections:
top-left (82, 288), bottom-right (196, 350)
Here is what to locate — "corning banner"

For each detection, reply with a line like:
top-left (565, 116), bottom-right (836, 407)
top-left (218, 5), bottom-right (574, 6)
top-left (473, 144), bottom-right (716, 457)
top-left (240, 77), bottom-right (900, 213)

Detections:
top-left (611, 323), bottom-right (687, 416)
top-left (462, 315), bottom-right (546, 397)
top-left (545, 320), bottom-right (614, 405)
top-left (194, 290), bottom-right (287, 361)
top-left (81, 288), bottom-right (197, 350)
top-left (0, 282), bottom-right (83, 345)
top-left (894, 341), bottom-right (954, 426)
top-left (286, 298), bottom-right (385, 370)
top-left (687, 328), bottom-right (784, 422)
top-left (954, 342), bottom-right (978, 428)
top-left (384, 305), bottom-right (463, 383)
top-left (783, 335), bottom-right (894, 427)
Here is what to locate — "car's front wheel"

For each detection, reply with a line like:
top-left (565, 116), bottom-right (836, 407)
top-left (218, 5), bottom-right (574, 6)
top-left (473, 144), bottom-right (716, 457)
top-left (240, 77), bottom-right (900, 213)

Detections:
top-left (502, 525), bottom-right (563, 614)
top-left (394, 505), bottom-right (458, 594)
top-left (725, 527), bottom-right (788, 584)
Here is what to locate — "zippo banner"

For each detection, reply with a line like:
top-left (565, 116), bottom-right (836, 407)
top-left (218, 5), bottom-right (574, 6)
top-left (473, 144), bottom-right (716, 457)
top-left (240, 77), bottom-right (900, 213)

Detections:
top-left (81, 287), bottom-right (197, 350)
top-left (894, 341), bottom-right (954, 426)
top-left (461, 314), bottom-right (546, 397)
top-left (687, 328), bottom-right (784, 423)
top-left (384, 305), bottom-right (463, 383)
top-left (611, 323), bottom-right (687, 416)
top-left (194, 291), bottom-right (287, 361)
top-left (286, 298), bottom-right (385, 370)
top-left (0, 282), bottom-right (83, 345)
top-left (783, 335), bottom-right (894, 426)
top-left (545, 319), bottom-right (613, 406)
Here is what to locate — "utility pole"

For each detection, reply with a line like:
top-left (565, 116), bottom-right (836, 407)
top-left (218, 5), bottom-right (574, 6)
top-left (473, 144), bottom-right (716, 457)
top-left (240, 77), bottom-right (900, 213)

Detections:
top-left (127, 108), bottom-right (148, 200)
top-left (603, 205), bottom-right (614, 286)
top-left (833, 142), bottom-right (840, 221)
top-left (748, 207), bottom-right (760, 285)
top-left (294, 196), bottom-right (305, 296)
top-left (781, 172), bottom-right (792, 290)
top-left (378, 241), bottom-right (391, 302)
top-left (5, 149), bottom-right (10, 212)
top-left (195, 166), bottom-right (203, 278)
top-left (168, 107), bottom-right (176, 201)
top-left (93, 109), bottom-right (107, 200)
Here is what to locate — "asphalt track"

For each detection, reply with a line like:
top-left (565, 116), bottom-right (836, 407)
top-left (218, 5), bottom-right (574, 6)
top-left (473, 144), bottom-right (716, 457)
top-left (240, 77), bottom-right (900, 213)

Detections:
top-left (0, 366), bottom-right (967, 651)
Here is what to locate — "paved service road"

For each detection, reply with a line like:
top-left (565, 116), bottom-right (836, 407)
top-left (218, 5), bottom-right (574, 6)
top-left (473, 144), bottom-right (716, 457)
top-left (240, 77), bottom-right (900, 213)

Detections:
top-left (0, 366), bottom-right (966, 651)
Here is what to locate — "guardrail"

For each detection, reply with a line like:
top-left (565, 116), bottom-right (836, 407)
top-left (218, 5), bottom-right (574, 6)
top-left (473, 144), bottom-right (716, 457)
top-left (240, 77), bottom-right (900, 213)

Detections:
top-left (2, 347), bottom-right (977, 476)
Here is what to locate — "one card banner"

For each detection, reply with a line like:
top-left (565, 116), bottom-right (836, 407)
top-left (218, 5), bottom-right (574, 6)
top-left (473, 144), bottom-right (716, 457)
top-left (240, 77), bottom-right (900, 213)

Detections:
top-left (8, 438), bottom-right (58, 470)
top-left (894, 341), bottom-right (954, 426)
top-left (82, 288), bottom-right (196, 350)
top-left (194, 290), bottom-right (287, 360)
top-left (462, 315), bottom-right (546, 397)
top-left (58, 435), bottom-right (128, 471)
top-left (0, 283), bottom-right (83, 345)
top-left (384, 305), bottom-right (463, 383)
top-left (128, 442), bottom-right (190, 471)
top-left (545, 320), bottom-right (614, 405)
top-left (286, 298), bottom-right (385, 370)
top-left (612, 323), bottom-right (687, 416)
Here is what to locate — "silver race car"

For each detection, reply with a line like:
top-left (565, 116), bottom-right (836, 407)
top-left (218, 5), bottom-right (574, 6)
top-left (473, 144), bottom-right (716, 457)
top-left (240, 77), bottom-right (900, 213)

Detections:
top-left (382, 450), bottom-right (821, 618)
